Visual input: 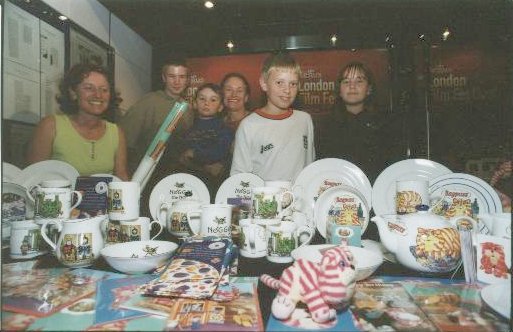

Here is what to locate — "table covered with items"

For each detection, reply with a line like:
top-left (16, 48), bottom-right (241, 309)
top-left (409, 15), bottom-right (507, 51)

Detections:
top-left (1, 157), bottom-right (511, 331)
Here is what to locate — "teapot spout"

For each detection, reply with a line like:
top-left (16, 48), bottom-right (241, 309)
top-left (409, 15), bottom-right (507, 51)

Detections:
top-left (371, 215), bottom-right (398, 255)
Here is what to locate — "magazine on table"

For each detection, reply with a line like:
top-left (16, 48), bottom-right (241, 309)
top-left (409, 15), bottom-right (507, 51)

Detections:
top-left (93, 275), bottom-right (155, 326)
top-left (120, 280), bottom-right (264, 331)
top-left (1, 266), bottom-right (115, 317)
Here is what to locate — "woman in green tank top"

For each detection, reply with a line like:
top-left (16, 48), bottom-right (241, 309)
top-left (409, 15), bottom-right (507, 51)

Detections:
top-left (26, 64), bottom-right (129, 181)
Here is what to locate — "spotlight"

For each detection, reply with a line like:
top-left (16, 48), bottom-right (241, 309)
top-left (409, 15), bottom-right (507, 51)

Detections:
top-left (330, 34), bottom-right (337, 46)
top-left (226, 40), bottom-right (234, 50)
top-left (442, 27), bottom-right (450, 41)
top-left (204, 1), bottom-right (214, 9)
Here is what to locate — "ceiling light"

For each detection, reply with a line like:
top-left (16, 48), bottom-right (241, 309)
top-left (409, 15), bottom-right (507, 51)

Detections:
top-left (330, 34), bottom-right (337, 46)
top-left (442, 27), bottom-right (450, 41)
top-left (58, 15), bottom-right (68, 21)
top-left (204, 1), bottom-right (214, 9)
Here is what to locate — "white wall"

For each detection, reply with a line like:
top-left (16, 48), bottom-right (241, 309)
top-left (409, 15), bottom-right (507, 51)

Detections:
top-left (42, 0), bottom-right (152, 111)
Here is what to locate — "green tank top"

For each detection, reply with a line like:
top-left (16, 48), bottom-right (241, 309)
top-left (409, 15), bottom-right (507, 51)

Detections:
top-left (52, 114), bottom-right (119, 176)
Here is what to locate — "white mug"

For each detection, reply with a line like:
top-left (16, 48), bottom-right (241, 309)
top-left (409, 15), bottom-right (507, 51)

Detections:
top-left (479, 213), bottom-right (511, 239)
top-left (158, 199), bottom-right (202, 237)
top-left (10, 220), bottom-right (46, 259)
top-left (252, 186), bottom-right (295, 220)
top-left (266, 221), bottom-right (314, 263)
top-left (27, 179), bottom-right (82, 221)
top-left (239, 219), bottom-right (267, 258)
top-left (395, 180), bottom-right (429, 214)
top-left (107, 181), bottom-right (140, 220)
top-left (187, 204), bottom-right (233, 237)
top-left (119, 217), bottom-right (163, 242)
top-left (264, 181), bottom-right (295, 218)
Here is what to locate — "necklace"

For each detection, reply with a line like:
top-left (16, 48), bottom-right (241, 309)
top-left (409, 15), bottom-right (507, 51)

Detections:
top-left (90, 141), bottom-right (96, 160)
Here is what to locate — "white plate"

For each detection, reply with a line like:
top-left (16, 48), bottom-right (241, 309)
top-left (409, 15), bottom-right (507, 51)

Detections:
top-left (215, 172), bottom-right (264, 203)
top-left (3, 162), bottom-right (22, 184)
top-left (372, 159), bottom-right (452, 216)
top-left (15, 160), bottom-right (80, 190)
top-left (293, 158), bottom-right (372, 222)
top-left (291, 244), bottom-right (383, 281)
top-left (2, 182), bottom-right (34, 220)
top-left (149, 173), bottom-right (210, 226)
top-left (314, 185), bottom-right (370, 238)
top-left (91, 173), bottom-right (122, 182)
top-left (481, 282), bottom-right (511, 319)
top-left (429, 173), bottom-right (502, 217)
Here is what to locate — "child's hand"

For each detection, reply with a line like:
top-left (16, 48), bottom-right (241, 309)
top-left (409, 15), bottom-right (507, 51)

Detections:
top-left (204, 162), bottom-right (224, 177)
top-left (179, 149), bottom-right (195, 165)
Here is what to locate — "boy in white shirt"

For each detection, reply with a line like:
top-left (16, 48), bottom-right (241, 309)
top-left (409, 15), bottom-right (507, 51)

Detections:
top-left (230, 52), bottom-right (315, 181)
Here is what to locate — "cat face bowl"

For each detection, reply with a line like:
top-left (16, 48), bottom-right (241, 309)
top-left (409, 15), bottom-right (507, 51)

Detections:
top-left (100, 240), bottom-right (178, 274)
top-left (291, 244), bottom-right (383, 281)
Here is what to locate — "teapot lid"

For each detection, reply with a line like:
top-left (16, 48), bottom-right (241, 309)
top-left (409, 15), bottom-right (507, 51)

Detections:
top-left (416, 204), bottom-right (429, 212)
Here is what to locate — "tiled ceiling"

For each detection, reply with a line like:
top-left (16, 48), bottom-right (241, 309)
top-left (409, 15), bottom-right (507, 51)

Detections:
top-left (98, 0), bottom-right (512, 57)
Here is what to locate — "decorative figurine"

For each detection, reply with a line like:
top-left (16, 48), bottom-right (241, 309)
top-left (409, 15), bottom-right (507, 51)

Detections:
top-left (260, 245), bottom-right (357, 323)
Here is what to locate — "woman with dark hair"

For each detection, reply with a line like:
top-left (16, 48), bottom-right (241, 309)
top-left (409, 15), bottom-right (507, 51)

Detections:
top-left (318, 61), bottom-right (401, 183)
top-left (26, 63), bottom-right (129, 180)
top-left (220, 72), bottom-right (252, 130)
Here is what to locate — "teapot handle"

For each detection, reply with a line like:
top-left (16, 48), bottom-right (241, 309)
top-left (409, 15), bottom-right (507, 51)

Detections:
top-left (26, 185), bottom-right (40, 203)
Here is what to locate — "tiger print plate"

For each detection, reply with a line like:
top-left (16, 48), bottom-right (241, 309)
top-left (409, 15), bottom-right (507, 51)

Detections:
top-left (429, 173), bottom-right (503, 219)
top-left (314, 184), bottom-right (370, 238)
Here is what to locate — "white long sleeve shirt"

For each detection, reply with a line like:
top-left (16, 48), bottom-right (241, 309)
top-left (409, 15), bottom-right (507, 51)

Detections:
top-left (230, 109), bottom-right (315, 182)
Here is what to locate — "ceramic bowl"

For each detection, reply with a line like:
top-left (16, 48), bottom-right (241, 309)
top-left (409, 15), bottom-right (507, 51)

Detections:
top-left (100, 240), bottom-right (178, 274)
top-left (291, 244), bottom-right (383, 281)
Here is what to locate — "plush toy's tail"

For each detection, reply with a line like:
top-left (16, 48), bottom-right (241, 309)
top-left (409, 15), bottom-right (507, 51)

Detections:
top-left (260, 274), bottom-right (280, 289)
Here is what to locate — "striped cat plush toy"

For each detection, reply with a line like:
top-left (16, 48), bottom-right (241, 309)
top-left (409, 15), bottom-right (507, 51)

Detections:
top-left (260, 245), bottom-right (356, 323)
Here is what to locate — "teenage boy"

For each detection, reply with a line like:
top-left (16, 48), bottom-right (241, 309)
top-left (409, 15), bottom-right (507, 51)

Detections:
top-left (230, 52), bottom-right (315, 181)
top-left (119, 57), bottom-right (194, 175)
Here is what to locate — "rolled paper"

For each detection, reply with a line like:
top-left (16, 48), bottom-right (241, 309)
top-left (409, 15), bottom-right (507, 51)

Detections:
top-left (145, 101), bottom-right (188, 160)
top-left (131, 101), bottom-right (188, 189)
top-left (131, 155), bottom-right (154, 186)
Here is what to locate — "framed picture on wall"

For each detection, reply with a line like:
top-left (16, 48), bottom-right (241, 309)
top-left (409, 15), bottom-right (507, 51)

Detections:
top-left (69, 25), bottom-right (112, 69)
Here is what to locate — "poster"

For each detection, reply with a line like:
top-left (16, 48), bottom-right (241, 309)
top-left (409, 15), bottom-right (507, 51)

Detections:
top-left (40, 20), bottom-right (65, 117)
top-left (186, 49), bottom-right (390, 115)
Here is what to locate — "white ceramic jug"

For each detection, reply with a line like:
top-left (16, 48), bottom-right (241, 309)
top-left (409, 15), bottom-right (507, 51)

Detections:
top-left (41, 215), bottom-right (107, 267)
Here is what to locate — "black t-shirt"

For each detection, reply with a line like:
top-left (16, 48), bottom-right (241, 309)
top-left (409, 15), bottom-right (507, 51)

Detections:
top-left (317, 107), bottom-right (404, 184)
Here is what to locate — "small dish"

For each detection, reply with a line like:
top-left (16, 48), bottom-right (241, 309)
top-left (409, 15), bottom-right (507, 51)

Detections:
top-left (291, 244), bottom-right (383, 281)
top-left (101, 240), bottom-right (178, 274)
top-left (480, 282), bottom-right (511, 319)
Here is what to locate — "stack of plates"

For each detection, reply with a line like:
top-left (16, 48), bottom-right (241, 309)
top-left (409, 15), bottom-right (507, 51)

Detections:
top-left (293, 158), bottom-right (372, 223)
top-left (372, 159), bottom-right (452, 216)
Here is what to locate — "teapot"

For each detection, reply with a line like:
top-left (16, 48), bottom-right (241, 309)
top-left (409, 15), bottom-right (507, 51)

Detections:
top-left (372, 206), bottom-right (477, 273)
top-left (41, 215), bottom-right (107, 268)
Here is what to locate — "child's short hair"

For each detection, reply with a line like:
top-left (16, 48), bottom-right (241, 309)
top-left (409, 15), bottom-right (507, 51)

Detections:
top-left (194, 82), bottom-right (224, 101)
top-left (261, 52), bottom-right (301, 81)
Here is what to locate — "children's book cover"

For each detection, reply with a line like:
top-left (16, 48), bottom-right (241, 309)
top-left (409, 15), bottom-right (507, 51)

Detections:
top-left (93, 275), bottom-right (154, 325)
top-left (169, 282), bottom-right (263, 331)
top-left (402, 281), bottom-right (510, 332)
top-left (350, 281), bottom-right (438, 331)
top-left (1, 267), bottom-right (114, 317)
top-left (73, 176), bottom-right (113, 218)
